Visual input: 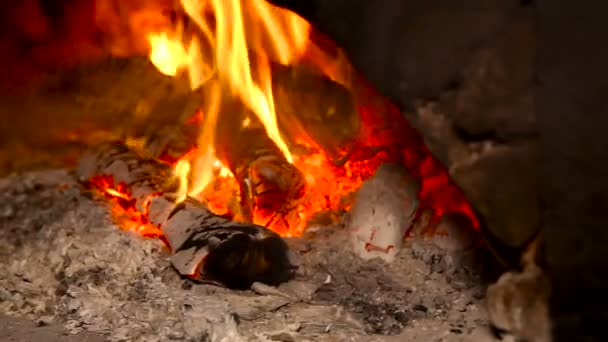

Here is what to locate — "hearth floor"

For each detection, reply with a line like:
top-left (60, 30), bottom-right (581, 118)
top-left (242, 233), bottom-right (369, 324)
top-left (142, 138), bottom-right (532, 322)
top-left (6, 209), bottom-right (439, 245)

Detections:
top-left (0, 170), bottom-right (497, 341)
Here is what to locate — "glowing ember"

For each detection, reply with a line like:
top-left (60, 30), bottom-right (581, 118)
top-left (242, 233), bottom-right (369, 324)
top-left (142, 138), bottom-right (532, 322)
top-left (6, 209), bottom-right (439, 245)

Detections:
top-left (88, 175), bottom-right (165, 239)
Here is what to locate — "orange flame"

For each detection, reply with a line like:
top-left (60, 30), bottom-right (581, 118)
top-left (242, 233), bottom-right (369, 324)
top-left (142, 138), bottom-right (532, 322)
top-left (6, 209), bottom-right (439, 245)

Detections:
top-left (88, 175), bottom-right (165, 239)
top-left (147, 0), bottom-right (310, 170)
top-left (143, 0), bottom-right (318, 235)
top-left (133, 0), bottom-right (480, 237)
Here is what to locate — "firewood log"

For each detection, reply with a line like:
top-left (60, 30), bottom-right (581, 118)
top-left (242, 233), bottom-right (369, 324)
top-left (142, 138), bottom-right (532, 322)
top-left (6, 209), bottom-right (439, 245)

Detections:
top-left (271, 63), bottom-right (360, 161)
top-left (213, 96), bottom-right (306, 231)
top-left (77, 142), bottom-right (294, 289)
top-left (186, 60), bottom-right (359, 161)
top-left (123, 61), bottom-right (355, 232)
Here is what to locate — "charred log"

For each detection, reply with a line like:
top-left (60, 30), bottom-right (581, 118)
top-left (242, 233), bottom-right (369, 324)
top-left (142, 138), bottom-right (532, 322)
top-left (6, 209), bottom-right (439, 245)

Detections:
top-left (77, 142), bottom-right (294, 289)
top-left (213, 96), bottom-right (306, 230)
top-left (271, 63), bottom-right (360, 161)
top-left (141, 123), bottom-right (199, 163)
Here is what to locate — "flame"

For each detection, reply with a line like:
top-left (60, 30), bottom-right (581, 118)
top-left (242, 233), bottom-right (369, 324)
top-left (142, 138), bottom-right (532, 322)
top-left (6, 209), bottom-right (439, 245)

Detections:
top-left (130, 0), bottom-right (479, 237)
top-left (175, 158), bottom-right (191, 202)
top-left (143, 0), bottom-right (314, 233)
top-left (88, 175), bottom-right (165, 239)
top-left (0, 2), bottom-right (479, 238)
top-left (147, 32), bottom-right (188, 76)
top-left (147, 0), bottom-right (310, 172)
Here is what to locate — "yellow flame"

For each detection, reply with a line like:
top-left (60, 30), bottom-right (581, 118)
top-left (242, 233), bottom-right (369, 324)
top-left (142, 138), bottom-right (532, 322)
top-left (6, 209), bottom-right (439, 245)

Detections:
top-left (146, 0), bottom-right (312, 196)
top-left (105, 188), bottom-right (130, 200)
top-left (188, 82), bottom-right (222, 197)
top-left (175, 159), bottom-right (191, 202)
top-left (251, 0), bottom-right (309, 64)
top-left (147, 32), bottom-right (212, 89)
top-left (185, 0), bottom-right (295, 162)
top-left (147, 32), bottom-right (187, 76)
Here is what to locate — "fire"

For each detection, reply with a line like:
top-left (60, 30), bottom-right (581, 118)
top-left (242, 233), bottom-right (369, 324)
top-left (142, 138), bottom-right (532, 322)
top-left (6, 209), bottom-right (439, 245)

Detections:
top-left (88, 175), bottom-right (165, 239)
top-left (174, 158), bottom-right (191, 202)
top-left (109, 0), bottom-right (480, 237)
top-left (147, 0), bottom-right (309, 166)
top-left (147, 32), bottom-right (188, 76)
top-left (143, 0), bottom-right (316, 234)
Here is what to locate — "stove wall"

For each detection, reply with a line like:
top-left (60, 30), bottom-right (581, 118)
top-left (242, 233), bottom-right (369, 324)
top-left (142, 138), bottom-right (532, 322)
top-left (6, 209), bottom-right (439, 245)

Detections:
top-left (274, 0), bottom-right (608, 339)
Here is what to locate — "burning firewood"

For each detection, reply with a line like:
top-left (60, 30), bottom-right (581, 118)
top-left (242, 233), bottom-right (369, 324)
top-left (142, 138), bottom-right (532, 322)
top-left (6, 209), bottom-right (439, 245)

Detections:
top-left (213, 97), bottom-right (306, 232)
top-left (271, 63), bottom-right (360, 161)
top-left (77, 142), bottom-right (294, 289)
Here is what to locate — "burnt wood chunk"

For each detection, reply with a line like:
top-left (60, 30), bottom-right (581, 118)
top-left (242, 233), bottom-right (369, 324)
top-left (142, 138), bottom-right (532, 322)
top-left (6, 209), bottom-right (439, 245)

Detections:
top-left (213, 97), bottom-right (306, 229)
top-left (77, 142), bottom-right (294, 289)
top-left (271, 63), bottom-right (360, 161)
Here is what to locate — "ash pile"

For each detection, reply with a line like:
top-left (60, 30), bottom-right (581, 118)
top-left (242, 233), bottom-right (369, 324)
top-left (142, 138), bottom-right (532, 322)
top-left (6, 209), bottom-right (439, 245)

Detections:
top-left (0, 165), bottom-right (493, 342)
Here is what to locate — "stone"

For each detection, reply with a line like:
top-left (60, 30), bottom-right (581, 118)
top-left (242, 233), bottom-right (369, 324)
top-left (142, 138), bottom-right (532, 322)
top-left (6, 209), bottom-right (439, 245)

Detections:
top-left (443, 10), bottom-right (537, 139)
top-left (413, 103), bottom-right (472, 168)
top-left (486, 264), bottom-right (551, 342)
top-left (450, 142), bottom-right (539, 249)
top-left (427, 213), bottom-right (476, 253)
top-left (393, 3), bottom-right (514, 101)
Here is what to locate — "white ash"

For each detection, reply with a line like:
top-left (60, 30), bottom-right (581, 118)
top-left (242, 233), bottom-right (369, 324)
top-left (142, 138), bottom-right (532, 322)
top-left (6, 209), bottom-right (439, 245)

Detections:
top-left (0, 170), bottom-right (494, 341)
top-left (0, 170), bottom-right (242, 342)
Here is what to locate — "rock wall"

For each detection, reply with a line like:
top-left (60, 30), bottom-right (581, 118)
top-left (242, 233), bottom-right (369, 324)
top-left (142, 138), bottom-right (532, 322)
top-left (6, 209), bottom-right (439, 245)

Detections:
top-left (272, 0), bottom-right (540, 251)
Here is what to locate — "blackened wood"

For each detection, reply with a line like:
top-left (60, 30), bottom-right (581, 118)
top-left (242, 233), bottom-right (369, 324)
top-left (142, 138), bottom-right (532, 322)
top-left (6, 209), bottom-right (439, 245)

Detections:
top-left (77, 142), bottom-right (293, 289)
top-left (142, 124), bottom-right (199, 163)
top-left (213, 96), bottom-right (306, 227)
top-left (271, 63), bottom-right (359, 161)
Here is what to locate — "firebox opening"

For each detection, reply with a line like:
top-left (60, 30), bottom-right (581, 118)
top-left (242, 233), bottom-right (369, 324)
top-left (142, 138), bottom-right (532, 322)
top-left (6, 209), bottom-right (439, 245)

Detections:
top-left (3, 0), bottom-right (479, 242)
top-left (0, 0), bottom-right (489, 284)
top-left (0, 1), bottom-right (512, 340)
top-left (0, 0), bottom-right (488, 275)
